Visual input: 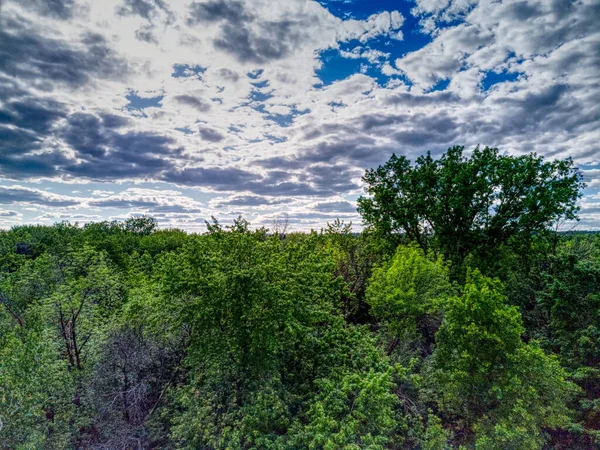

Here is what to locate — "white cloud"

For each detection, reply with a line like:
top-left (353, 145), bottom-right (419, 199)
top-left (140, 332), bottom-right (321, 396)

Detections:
top-left (1, 0), bottom-right (598, 230)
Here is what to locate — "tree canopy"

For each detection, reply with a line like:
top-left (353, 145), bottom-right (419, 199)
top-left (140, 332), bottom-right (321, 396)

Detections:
top-left (0, 147), bottom-right (598, 449)
top-left (358, 146), bottom-right (585, 270)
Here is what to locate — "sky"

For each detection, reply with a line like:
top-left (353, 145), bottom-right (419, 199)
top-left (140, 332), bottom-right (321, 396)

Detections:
top-left (0, 0), bottom-right (599, 232)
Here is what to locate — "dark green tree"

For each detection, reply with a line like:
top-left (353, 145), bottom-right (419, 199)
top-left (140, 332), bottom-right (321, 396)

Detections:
top-left (358, 146), bottom-right (584, 272)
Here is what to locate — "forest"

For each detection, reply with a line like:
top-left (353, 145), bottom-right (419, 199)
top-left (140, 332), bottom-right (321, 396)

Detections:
top-left (1, 147), bottom-right (599, 449)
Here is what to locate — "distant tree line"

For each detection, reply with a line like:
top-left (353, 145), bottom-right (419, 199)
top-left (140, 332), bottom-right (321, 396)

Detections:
top-left (1, 147), bottom-right (598, 449)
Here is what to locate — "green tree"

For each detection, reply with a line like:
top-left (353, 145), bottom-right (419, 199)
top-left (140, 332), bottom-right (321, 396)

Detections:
top-left (44, 247), bottom-right (123, 371)
top-left (154, 222), bottom-right (338, 448)
top-left (425, 270), bottom-right (577, 448)
top-left (292, 367), bottom-right (400, 450)
top-left (540, 237), bottom-right (600, 444)
top-left (0, 315), bottom-right (75, 449)
top-left (150, 220), bottom-right (406, 449)
top-left (497, 233), bottom-right (600, 446)
top-left (366, 244), bottom-right (453, 357)
top-left (358, 146), bottom-right (584, 273)
top-left (322, 219), bottom-right (381, 324)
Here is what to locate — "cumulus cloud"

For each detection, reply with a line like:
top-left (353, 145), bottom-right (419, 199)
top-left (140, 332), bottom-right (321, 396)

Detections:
top-left (0, 209), bottom-right (21, 218)
top-left (0, 14), bottom-right (128, 90)
top-left (0, 186), bottom-right (80, 207)
top-left (212, 195), bottom-right (286, 207)
top-left (87, 188), bottom-right (203, 214)
top-left (0, 0), bottom-right (598, 230)
top-left (19, 0), bottom-right (77, 20)
top-left (313, 200), bottom-right (357, 214)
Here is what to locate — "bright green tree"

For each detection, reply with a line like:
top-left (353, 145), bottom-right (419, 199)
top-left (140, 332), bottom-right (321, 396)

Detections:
top-left (367, 244), bottom-right (453, 357)
top-left (425, 270), bottom-right (577, 448)
top-left (0, 315), bottom-right (75, 449)
top-left (150, 219), bottom-right (405, 449)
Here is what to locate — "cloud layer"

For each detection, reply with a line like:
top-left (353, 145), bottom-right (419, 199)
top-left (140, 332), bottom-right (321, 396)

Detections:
top-left (0, 0), bottom-right (599, 230)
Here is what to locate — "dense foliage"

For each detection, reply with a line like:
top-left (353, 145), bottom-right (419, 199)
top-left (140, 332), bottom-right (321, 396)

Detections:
top-left (358, 146), bottom-right (584, 276)
top-left (1, 148), bottom-right (598, 449)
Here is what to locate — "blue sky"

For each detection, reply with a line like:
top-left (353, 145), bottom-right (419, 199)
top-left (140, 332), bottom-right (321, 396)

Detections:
top-left (1, 0), bottom-right (599, 231)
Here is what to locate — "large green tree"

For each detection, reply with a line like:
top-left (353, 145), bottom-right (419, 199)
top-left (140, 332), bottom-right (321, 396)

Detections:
top-left (424, 270), bottom-right (577, 449)
top-left (366, 244), bottom-right (453, 358)
top-left (358, 146), bottom-right (584, 270)
top-left (150, 219), bottom-right (404, 449)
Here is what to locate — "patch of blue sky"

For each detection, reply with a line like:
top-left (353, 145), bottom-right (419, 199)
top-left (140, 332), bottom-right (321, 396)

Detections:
top-left (175, 127), bottom-right (194, 135)
top-left (362, 64), bottom-right (400, 87)
top-left (315, 46), bottom-right (410, 87)
top-left (268, 106), bottom-right (311, 128)
top-left (243, 90), bottom-right (303, 126)
top-left (317, 0), bottom-right (412, 20)
top-left (247, 69), bottom-right (264, 79)
top-left (320, 0), bottom-right (474, 29)
top-left (319, 0), bottom-right (433, 51)
top-left (481, 70), bottom-right (523, 91)
top-left (125, 90), bottom-right (163, 110)
top-left (266, 113), bottom-right (294, 127)
top-left (247, 103), bottom-right (309, 128)
top-left (580, 162), bottom-right (600, 170)
top-left (315, 1), bottom-right (435, 87)
top-left (367, 32), bottom-right (431, 60)
top-left (250, 80), bottom-right (269, 89)
top-left (427, 78), bottom-right (450, 92)
top-left (265, 134), bottom-right (288, 143)
top-left (172, 64), bottom-right (206, 78)
top-left (315, 48), bottom-right (365, 85)
top-left (249, 90), bottom-right (273, 102)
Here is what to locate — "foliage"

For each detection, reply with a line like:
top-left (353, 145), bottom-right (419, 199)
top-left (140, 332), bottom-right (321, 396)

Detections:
top-left (0, 149), bottom-right (596, 449)
top-left (0, 323), bottom-right (75, 449)
top-left (424, 270), bottom-right (578, 448)
top-left (322, 219), bottom-right (382, 323)
top-left (358, 146), bottom-right (585, 275)
top-left (367, 243), bottom-right (452, 358)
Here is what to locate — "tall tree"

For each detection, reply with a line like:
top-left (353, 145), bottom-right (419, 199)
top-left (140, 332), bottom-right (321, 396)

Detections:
top-left (358, 146), bottom-right (584, 270)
